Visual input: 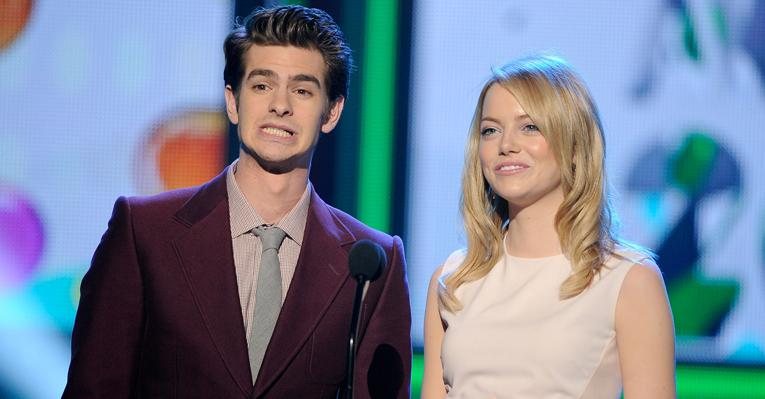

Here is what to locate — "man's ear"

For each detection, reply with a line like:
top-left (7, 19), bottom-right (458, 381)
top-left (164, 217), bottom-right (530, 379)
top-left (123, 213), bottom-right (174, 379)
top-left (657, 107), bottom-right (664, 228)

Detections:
top-left (224, 85), bottom-right (239, 125)
top-left (321, 96), bottom-right (345, 134)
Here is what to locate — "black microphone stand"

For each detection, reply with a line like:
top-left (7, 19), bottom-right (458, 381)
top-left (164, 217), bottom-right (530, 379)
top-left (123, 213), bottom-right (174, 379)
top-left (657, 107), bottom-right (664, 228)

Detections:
top-left (344, 276), bottom-right (366, 399)
top-left (339, 239), bottom-right (386, 399)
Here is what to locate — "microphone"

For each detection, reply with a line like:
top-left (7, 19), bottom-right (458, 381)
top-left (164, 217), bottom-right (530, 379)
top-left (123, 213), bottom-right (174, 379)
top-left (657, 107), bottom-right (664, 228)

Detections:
top-left (344, 240), bottom-right (387, 399)
top-left (349, 239), bottom-right (386, 282)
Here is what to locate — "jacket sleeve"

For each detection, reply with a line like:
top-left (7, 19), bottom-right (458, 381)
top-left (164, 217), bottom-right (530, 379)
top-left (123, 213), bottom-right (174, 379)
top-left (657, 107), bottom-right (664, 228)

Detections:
top-left (63, 197), bottom-right (144, 398)
top-left (354, 235), bottom-right (412, 399)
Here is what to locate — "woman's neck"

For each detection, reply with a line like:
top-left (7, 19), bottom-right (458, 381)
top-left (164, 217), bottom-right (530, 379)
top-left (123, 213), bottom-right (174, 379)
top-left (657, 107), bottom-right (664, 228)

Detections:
top-left (505, 190), bottom-right (564, 258)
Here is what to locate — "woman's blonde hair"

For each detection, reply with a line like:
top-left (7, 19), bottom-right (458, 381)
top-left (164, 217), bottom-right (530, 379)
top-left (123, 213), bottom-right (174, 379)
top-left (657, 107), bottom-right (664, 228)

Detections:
top-left (440, 55), bottom-right (624, 311)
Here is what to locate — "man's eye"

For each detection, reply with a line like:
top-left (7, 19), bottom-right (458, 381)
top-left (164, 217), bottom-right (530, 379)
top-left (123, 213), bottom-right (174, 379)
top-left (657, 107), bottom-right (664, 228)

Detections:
top-left (253, 84), bottom-right (268, 91)
top-left (295, 88), bottom-right (312, 96)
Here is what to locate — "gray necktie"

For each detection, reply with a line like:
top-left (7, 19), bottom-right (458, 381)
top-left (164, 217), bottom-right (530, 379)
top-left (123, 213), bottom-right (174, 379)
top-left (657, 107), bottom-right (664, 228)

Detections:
top-left (249, 225), bottom-right (287, 383)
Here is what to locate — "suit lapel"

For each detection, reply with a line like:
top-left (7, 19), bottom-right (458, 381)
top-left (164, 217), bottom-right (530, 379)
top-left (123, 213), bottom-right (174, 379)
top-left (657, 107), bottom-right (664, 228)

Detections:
top-left (253, 191), bottom-right (355, 396)
top-left (171, 171), bottom-right (252, 397)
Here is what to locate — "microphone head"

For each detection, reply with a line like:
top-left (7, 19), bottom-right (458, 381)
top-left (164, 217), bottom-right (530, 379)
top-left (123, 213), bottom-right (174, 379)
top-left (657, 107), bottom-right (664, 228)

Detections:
top-left (348, 239), bottom-right (387, 282)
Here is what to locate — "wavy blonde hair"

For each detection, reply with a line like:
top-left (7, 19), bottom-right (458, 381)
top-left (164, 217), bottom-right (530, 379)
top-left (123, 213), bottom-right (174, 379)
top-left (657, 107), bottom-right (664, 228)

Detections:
top-left (440, 55), bottom-right (624, 311)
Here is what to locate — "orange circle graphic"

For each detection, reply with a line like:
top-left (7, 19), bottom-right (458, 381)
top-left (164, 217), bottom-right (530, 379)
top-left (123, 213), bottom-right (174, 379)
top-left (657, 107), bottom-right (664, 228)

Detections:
top-left (0, 0), bottom-right (33, 50)
top-left (135, 109), bottom-right (227, 194)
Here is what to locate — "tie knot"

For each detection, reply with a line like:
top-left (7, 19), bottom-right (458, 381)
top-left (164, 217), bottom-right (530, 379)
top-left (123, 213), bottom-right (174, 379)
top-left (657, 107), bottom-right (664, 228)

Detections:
top-left (254, 226), bottom-right (287, 251)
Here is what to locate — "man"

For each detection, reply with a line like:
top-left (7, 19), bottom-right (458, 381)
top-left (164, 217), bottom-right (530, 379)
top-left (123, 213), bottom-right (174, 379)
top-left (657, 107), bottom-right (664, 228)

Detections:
top-left (63, 6), bottom-right (411, 398)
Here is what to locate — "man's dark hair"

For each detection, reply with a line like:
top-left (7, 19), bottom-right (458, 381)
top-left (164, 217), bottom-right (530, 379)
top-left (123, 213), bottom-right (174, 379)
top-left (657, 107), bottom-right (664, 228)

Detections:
top-left (223, 5), bottom-right (353, 102)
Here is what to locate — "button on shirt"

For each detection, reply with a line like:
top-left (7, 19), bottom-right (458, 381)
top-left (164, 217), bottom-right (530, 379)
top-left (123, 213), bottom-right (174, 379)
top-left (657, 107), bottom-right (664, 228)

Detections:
top-left (226, 161), bottom-right (310, 340)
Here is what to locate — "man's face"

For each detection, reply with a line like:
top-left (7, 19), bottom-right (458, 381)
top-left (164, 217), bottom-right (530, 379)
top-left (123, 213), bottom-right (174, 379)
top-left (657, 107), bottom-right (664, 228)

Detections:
top-left (225, 45), bottom-right (344, 172)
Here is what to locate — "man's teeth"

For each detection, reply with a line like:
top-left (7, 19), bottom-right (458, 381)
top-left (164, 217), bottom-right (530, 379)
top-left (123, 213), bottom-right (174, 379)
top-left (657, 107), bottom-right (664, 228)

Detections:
top-left (263, 127), bottom-right (291, 137)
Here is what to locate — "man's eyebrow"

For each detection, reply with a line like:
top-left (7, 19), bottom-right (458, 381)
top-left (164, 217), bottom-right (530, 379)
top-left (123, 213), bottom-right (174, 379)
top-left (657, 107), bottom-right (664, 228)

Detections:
top-left (245, 69), bottom-right (276, 81)
top-left (245, 69), bottom-right (321, 86)
top-left (291, 74), bottom-right (321, 88)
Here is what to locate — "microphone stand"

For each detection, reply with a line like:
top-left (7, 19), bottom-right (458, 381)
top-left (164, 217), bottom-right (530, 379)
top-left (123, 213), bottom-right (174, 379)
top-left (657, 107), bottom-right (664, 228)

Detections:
top-left (340, 239), bottom-right (386, 399)
top-left (344, 276), bottom-right (366, 399)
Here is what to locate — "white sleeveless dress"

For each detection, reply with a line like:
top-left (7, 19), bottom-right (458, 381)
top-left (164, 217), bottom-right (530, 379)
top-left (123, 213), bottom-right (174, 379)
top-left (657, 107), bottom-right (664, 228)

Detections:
top-left (439, 244), bottom-right (646, 399)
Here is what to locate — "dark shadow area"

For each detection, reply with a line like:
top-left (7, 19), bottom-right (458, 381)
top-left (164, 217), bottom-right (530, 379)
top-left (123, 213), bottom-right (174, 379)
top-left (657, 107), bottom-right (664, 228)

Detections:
top-left (367, 343), bottom-right (404, 399)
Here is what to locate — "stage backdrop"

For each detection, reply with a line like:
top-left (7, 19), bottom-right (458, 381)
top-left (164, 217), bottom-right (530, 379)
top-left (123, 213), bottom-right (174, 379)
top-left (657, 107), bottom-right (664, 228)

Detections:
top-left (406, 0), bottom-right (765, 365)
top-left (0, 1), bottom-right (230, 396)
top-left (2, 0), bottom-right (765, 397)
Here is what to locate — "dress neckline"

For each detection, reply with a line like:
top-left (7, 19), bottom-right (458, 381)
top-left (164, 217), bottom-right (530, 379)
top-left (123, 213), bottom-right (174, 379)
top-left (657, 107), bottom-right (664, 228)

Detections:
top-left (502, 232), bottom-right (566, 262)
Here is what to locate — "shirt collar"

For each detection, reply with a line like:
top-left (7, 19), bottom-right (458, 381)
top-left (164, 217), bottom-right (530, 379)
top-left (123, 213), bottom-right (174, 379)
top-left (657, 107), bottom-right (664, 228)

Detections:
top-left (226, 159), bottom-right (311, 246)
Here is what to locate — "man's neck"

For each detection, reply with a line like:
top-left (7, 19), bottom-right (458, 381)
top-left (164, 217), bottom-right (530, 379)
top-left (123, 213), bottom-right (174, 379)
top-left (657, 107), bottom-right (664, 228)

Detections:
top-left (234, 156), bottom-right (309, 224)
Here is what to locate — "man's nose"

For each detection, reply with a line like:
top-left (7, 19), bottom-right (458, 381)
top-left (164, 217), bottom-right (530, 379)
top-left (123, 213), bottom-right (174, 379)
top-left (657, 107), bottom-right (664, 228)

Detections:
top-left (269, 89), bottom-right (292, 117)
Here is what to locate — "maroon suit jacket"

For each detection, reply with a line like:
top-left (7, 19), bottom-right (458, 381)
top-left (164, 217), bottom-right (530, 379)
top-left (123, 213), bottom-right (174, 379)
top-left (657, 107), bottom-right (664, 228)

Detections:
top-left (63, 171), bottom-right (412, 398)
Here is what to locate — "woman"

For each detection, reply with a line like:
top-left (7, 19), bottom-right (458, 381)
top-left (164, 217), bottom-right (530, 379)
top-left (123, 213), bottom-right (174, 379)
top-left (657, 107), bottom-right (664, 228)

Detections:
top-left (422, 55), bottom-right (676, 398)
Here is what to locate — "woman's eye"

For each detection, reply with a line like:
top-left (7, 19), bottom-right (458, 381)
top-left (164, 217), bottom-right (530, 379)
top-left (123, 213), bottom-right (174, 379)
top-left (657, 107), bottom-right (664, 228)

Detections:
top-left (480, 127), bottom-right (498, 136)
top-left (522, 124), bottom-right (539, 132)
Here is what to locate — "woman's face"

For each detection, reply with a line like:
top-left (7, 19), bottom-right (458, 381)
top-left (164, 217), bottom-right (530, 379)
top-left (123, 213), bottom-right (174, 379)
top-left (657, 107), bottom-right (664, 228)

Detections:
top-left (478, 83), bottom-right (563, 212)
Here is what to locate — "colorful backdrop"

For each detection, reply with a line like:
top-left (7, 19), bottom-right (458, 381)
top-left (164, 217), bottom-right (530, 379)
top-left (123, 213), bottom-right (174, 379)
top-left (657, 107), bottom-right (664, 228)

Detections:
top-left (0, 0), bottom-right (763, 397)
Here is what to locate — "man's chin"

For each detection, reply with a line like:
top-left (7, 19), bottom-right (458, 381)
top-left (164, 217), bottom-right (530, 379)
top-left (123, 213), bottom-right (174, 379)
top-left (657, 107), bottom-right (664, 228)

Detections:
top-left (241, 145), bottom-right (308, 175)
top-left (258, 158), bottom-right (297, 174)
